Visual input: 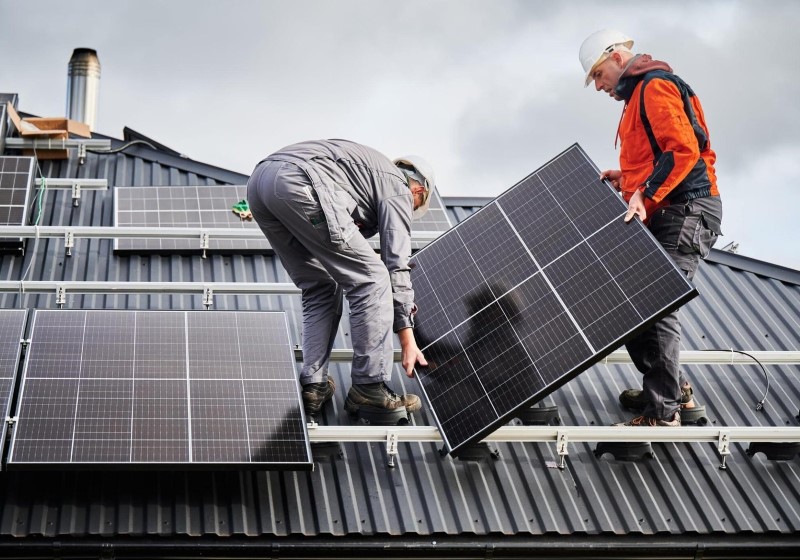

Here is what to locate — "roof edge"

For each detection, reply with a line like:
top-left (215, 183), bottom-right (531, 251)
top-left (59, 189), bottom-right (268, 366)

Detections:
top-left (706, 249), bottom-right (800, 286)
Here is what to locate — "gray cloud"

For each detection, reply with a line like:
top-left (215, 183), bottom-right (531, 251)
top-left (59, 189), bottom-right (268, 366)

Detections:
top-left (0, 0), bottom-right (797, 268)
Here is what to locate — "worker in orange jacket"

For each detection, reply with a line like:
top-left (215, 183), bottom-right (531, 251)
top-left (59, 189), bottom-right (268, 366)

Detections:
top-left (579, 29), bottom-right (723, 426)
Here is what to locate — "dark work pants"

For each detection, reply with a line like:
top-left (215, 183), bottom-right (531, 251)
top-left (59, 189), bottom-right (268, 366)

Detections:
top-left (625, 196), bottom-right (722, 420)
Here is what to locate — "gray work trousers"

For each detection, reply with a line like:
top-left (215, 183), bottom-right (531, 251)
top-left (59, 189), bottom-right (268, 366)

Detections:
top-left (626, 195), bottom-right (723, 420)
top-left (247, 160), bottom-right (394, 386)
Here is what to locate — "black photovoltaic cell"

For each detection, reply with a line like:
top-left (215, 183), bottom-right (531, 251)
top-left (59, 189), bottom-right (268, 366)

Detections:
top-left (0, 310), bottom-right (28, 463)
top-left (0, 156), bottom-right (34, 251)
top-left (114, 185), bottom-right (451, 254)
top-left (411, 144), bottom-right (697, 453)
top-left (8, 310), bottom-right (311, 469)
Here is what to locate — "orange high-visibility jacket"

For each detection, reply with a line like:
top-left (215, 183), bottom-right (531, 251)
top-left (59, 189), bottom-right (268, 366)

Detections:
top-left (616, 56), bottom-right (719, 218)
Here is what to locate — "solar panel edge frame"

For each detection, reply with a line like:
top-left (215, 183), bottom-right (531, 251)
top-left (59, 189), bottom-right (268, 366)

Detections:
top-left (7, 309), bottom-right (314, 471)
top-left (410, 143), bottom-right (699, 455)
top-left (0, 309), bottom-right (29, 470)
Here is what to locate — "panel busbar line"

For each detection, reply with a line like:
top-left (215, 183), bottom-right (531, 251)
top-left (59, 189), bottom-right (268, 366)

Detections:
top-left (7, 310), bottom-right (312, 469)
top-left (113, 184), bottom-right (452, 254)
top-left (0, 310), bottom-right (28, 466)
top-left (410, 144), bottom-right (697, 454)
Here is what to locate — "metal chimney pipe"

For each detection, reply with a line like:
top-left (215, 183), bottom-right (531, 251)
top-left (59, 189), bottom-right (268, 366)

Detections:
top-left (66, 48), bottom-right (100, 131)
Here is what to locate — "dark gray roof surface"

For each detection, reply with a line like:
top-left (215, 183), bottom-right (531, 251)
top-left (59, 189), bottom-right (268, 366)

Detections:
top-left (0, 131), bottom-right (798, 557)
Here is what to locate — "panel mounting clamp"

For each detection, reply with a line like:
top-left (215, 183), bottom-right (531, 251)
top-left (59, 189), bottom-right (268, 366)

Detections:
top-left (386, 430), bottom-right (399, 467)
top-left (718, 431), bottom-right (731, 470)
top-left (71, 183), bottom-right (81, 207)
top-left (556, 430), bottom-right (569, 469)
top-left (200, 231), bottom-right (210, 258)
top-left (64, 230), bottom-right (74, 256)
top-left (202, 286), bottom-right (214, 309)
top-left (56, 285), bottom-right (66, 308)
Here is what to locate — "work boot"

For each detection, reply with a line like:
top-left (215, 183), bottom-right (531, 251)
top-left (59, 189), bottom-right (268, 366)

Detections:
top-left (619, 383), bottom-right (696, 411)
top-left (344, 382), bottom-right (422, 415)
top-left (613, 411), bottom-right (681, 427)
top-left (302, 376), bottom-right (335, 415)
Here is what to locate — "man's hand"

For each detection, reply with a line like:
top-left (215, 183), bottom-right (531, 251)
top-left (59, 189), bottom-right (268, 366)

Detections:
top-left (624, 189), bottom-right (647, 223)
top-left (600, 169), bottom-right (622, 191)
top-left (398, 327), bottom-right (428, 378)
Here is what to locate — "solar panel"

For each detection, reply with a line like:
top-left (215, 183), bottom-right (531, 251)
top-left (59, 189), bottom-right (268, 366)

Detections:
top-left (8, 310), bottom-right (312, 469)
top-left (410, 144), bottom-right (697, 454)
top-left (0, 310), bottom-right (28, 465)
top-left (0, 156), bottom-right (35, 252)
top-left (114, 184), bottom-right (451, 254)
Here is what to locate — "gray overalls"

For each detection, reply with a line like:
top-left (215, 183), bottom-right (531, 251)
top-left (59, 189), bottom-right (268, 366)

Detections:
top-left (246, 140), bottom-right (416, 386)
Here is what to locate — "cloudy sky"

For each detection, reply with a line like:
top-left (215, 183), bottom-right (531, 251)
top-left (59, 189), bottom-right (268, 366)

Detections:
top-left (1, 0), bottom-right (798, 269)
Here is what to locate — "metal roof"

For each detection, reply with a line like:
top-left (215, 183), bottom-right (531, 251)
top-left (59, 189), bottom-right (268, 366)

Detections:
top-left (0, 129), bottom-right (798, 557)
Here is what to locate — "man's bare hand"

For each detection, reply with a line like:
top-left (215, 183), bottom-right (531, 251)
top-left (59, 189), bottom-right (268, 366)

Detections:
top-left (398, 328), bottom-right (428, 378)
top-left (600, 169), bottom-right (622, 191)
top-left (624, 189), bottom-right (647, 223)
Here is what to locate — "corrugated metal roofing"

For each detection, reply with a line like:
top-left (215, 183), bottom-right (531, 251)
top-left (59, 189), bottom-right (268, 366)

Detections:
top-left (0, 135), bottom-right (798, 556)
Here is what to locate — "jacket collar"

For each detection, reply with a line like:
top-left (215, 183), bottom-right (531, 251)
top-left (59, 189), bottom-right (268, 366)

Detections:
top-left (614, 54), bottom-right (673, 102)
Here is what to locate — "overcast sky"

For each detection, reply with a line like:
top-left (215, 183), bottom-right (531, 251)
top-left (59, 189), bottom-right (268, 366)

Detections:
top-left (1, 0), bottom-right (798, 269)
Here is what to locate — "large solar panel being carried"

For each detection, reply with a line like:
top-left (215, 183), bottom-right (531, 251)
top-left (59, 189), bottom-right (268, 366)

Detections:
top-left (410, 144), bottom-right (697, 454)
top-left (8, 310), bottom-right (312, 469)
top-left (114, 184), bottom-right (451, 254)
top-left (0, 310), bottom-right (28, 464)
top-left (0, 156), bottom-right (35, 252)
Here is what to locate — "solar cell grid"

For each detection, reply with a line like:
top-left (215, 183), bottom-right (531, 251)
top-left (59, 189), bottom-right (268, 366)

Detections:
top-left (0, 156), bottom-right (35, 252)
top-left (0, 310), bottom-right (28, 464)
top-left (411, 144), bottom-right (697, 453)
top-left (114, 184), bottom-right (452, 254)
top-left (8, 310), bottom-right (311, 469)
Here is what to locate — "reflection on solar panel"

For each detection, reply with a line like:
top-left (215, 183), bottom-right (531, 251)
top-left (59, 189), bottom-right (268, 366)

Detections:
top-left (8, 310), bottom-right (312, 469)
top-left (0, 310), bottom-right (28, 464)
top-left (410, 144), bottom-right (697, 454)
top-left (114, 184), bottom-right (451, 254)
top-left (0, 156), bottom-right (35, 252)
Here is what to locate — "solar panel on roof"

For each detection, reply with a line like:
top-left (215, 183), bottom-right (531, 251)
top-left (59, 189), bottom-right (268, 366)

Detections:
top-left (113, 184), bottom-right (451, 254)
top-left (410, 144), bottom-right (697, 454)
top-left (8, 310), bottom-right (312, 469)
top-left (0, 156), bottom-right (35, 252)
top-left (0, 310), bottom-right (27, 465)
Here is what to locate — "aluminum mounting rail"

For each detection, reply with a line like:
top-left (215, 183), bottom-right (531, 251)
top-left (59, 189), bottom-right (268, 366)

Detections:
top-left (307, 424), bottom-right (800, 469)
top-left (304, 348), bottom-right (800, 365)
top-left (34, 178), bottom-right (108, 207)
top-left (0, 226), bottom-right (442, 244)
top-left (4, 138), bottom-right (112, 150)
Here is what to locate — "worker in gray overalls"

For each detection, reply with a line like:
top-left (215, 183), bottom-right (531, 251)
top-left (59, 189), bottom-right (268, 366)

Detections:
top-left (247, 139), bottom-right (432, 422)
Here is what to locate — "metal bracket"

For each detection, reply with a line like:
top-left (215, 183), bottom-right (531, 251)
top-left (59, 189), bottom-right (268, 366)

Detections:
top-left (386, 430), bottom-right (399, 467)
top-left (56, 285), bottom-right (66, 308)
top-left (71, 183), bottom-right (81, 207)
top-left (64, 231), bottom-right (74, 256)
top-left (718, 431), bottom-right (731, 470)
top-left (200, 231), bottom-right (210, 259)
top-left (19, 338), bottom-right (30, 348)
top-left (78, 143), bottom-right (87, 166)
top-left (556, 430), bottom-right (569, 469)
top-left (202, 287), bottom-right (214, 309)
top-left (5, 416), bottom-right (17, 426)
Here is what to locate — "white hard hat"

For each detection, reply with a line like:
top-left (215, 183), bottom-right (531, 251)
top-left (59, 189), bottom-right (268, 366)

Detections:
top-left (579, 29), bottom-right (634, 87)
top-left (393, 155), bottom-right (436, 220)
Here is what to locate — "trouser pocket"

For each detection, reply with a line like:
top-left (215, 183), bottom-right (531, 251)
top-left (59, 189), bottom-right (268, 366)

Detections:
top-left (677, 202), bottom-right (723, 258)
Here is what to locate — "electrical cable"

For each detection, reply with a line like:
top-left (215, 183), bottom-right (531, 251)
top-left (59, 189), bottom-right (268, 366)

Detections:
top-left (85, 139), bottom-right (158, 154)
top-left (18, 147), bottom-right (47, 308)
top-left (702, 348), bottom-right (770, 411)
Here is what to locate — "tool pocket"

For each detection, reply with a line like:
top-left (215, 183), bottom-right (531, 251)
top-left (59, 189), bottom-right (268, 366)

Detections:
top-left (678, 209), bottom-right (721, 258)
top-left (647, 205), bottom-right (685, 250)
top-left (314, 184), bottom-right (358, 245)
